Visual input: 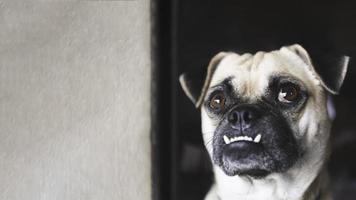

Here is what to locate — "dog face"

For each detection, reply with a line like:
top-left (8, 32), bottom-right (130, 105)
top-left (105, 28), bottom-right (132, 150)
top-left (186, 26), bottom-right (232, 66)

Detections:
top-left (180, 44), bottom-right (349, 178)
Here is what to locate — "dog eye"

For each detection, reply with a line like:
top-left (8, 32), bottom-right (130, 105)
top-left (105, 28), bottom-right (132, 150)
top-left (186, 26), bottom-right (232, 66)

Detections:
top-left (278, 83), bottom-right (300, 103)
top-left (210, 92), bottom-right (226, 110)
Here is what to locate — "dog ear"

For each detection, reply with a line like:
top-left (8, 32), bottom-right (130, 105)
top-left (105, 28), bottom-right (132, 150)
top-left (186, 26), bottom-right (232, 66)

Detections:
top-left (179, 52), bottom-right (229, 108)
top-left (286, 44), bottom-right (350, 95)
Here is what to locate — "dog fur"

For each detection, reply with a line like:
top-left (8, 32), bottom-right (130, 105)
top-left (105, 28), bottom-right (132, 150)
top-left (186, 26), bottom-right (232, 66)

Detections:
top-left (180, 44), bottom-right (349, 200)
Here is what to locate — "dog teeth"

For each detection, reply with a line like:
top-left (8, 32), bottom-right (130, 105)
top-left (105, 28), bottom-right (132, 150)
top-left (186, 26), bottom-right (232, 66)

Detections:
top-left (223, 134), bottom-right (262, 144)
top-left (254, 134), bottom-right (261, 143)
top-left (223, 135), bottom-right (231, 144)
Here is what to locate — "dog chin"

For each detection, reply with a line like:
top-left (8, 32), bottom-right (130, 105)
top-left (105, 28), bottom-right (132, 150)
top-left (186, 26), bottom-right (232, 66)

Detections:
top-left (214, 136), bottom-right (300, 178)
top-left (222, 166), bottom-right (270, 178)
top-left (219, 141), bottom-right (272, 178)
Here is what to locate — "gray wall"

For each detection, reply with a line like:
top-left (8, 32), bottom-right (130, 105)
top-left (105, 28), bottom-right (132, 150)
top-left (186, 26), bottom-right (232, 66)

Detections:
top-left (0, 1), bottom-right (151, 200)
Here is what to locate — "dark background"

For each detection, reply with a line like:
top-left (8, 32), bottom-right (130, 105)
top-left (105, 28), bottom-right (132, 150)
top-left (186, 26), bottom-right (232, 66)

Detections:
top-left (152, 1), bottom-right (356, 200)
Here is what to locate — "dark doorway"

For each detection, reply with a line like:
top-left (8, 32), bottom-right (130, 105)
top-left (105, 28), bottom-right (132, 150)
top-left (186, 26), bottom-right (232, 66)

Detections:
top-left (152, 1), bottom-right (356, 199)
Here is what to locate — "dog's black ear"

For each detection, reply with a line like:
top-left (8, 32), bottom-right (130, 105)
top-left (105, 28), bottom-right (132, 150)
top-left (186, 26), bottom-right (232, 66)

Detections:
top-left (179, 52), bottom-right (229, 108)
top-left (287, 44), bottom-right (350, 94)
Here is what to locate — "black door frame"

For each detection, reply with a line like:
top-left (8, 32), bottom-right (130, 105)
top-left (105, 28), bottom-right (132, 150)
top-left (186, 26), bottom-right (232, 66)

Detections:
top-left (151, 0), bottom-right (179, 199)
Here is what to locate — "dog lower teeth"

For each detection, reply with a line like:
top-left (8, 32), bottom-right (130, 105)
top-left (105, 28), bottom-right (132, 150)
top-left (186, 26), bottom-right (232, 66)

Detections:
top-left (223, 134), bottom-right (262, 144)
top-left (223, 135), bottom-right (230, 144)
top-left (254, 134), bottom-right (261, 143)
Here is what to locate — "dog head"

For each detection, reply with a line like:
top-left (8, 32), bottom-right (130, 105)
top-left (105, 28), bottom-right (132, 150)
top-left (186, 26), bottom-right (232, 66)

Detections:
top-left (180, 44), bottom-right (349, 178)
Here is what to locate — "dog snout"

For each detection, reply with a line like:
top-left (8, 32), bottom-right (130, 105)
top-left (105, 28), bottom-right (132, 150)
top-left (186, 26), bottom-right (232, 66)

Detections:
top-left (227, 105), bottom-right (261, 130)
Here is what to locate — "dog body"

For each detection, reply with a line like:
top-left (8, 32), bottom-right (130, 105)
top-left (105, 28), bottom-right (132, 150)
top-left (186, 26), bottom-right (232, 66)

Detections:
top-left (180, 45), bottom-right (349, 200)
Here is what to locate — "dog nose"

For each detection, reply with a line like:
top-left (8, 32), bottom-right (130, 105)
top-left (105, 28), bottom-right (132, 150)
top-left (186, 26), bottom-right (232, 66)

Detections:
top-left (228, 106), bottom-right (260, 129)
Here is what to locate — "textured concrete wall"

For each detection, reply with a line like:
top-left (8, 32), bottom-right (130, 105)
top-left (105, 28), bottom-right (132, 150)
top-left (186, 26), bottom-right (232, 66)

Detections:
top-left (0, 1), bottom-right (151, 200)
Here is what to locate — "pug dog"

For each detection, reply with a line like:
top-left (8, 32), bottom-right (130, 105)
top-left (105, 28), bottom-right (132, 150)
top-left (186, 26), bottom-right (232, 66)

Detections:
top-left (179, 44), bottom-right (349, 200)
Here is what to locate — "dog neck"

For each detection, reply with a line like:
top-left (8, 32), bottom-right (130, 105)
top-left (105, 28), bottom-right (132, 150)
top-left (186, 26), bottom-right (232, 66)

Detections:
top-left (212, 157), bottom-right (327, 200)
top-left (302, 169), bottom-right (329, 200)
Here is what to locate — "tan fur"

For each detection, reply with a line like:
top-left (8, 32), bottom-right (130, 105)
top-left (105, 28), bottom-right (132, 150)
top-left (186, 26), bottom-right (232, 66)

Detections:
top-left (200, 45), bottom-right (335, 200)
